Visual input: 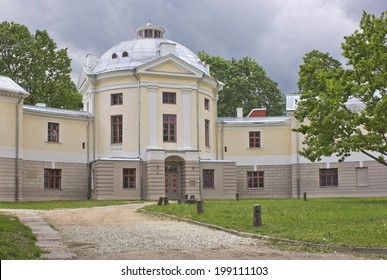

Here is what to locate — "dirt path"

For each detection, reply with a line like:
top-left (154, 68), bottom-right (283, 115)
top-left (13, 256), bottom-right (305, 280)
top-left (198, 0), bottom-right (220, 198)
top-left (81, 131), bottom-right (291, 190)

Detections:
top-left (40, 203), bottom-right (361, 260)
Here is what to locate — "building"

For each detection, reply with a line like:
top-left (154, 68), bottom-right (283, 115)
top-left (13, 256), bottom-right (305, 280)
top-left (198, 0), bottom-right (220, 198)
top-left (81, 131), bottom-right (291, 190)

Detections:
top-left (1, 23), bottom-right (386, 201)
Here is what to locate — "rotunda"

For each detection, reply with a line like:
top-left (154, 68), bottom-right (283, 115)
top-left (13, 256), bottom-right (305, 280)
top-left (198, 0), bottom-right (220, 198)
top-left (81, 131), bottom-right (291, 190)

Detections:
top-left (77, 23), bottom-right (224, 200)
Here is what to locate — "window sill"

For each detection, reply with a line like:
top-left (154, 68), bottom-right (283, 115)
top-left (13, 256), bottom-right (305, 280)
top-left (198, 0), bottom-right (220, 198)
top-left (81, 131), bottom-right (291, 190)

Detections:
top-left (45, 141), bottom-right (62, 145)
top-left (319, 186), bottom-right (338, 188)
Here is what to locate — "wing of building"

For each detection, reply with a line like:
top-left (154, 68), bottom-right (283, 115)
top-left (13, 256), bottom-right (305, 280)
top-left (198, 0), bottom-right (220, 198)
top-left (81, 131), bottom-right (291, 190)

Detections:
top-left (1, 24), bottom-right (386, 201)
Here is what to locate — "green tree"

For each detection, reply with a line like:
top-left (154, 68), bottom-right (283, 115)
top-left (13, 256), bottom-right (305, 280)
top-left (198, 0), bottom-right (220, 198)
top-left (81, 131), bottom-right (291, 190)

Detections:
top-left (294, 11), bottom-right (387, 166)
top-left (198, 51), bottom-right (285, 117)
top-left (0, 21), bottom-right (82, 110)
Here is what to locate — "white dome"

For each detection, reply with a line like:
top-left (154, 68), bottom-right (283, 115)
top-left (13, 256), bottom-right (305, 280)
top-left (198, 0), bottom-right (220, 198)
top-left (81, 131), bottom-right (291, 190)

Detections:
top-left (91, 37), bottom-right (209, 75)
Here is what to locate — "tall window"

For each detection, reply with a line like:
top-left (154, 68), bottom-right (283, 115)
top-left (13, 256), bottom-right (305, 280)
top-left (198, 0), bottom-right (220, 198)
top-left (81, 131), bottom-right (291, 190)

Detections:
top-left (111, 93), bottom-right (123, 105)
top-left (111, 115), bottom-right (123, 143)
top-left (162, 92), bottom-right (176, 104)
top-left (163, 114), bottom-right (176, 142)
top-left (44, 169), bottom-right (61, 189)
top-left (123, 168), bottom-right (136, 189)
top-left (204, 98), bottom-right (210, 110)
top-left (319, 168), bottom-right (338, 187)
top-left (47, 122), bottom-right (59, 142)
top-left (249, 131), bottom-right (261, 148)
top-left (205, 119), bottom-right (210, 147)
top-left (203, 169), bottom-right (214, 189)
top-left (247, 171), bottom-right (264, 189)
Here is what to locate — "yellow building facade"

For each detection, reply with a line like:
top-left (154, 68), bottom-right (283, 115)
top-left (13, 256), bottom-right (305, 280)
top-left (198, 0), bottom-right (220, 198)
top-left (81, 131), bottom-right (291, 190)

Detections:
top-left (1, 23), bottom-right (386, 201)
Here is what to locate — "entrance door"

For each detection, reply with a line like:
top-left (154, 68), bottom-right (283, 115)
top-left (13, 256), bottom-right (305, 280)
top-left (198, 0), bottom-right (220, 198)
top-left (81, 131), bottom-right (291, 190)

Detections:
top-left (165, 172), bottom-right (179, 199)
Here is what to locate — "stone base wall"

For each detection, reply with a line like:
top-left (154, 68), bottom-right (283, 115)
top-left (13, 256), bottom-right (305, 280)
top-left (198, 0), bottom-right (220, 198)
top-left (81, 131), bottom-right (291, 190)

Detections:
top-left (91, 159), bottom-right (142, 200)
top-left (291, 161), bottom-right (387, 198)
top-left (236, 165), bottom-right (292, 198)
top-left (21, 160), bottom-right (88, 201)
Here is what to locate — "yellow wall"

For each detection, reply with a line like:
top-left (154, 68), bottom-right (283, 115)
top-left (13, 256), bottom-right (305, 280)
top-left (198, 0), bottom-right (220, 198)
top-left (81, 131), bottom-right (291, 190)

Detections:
top-left (219, 123), bottom-right (292, 157)
top-left (23, 112), bottom-right (89, 155)
top-left (0, 97), bottom-right (18, 150)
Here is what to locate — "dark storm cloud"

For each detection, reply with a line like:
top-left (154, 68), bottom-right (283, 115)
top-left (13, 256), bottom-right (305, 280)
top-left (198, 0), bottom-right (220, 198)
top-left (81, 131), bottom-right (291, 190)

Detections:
top-left (0, 0), bottom-right (385, 93)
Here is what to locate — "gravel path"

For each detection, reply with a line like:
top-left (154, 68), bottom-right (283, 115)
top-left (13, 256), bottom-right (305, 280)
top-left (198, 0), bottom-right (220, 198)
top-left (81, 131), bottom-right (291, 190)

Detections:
top-left (38, 203), bottom-right (360, 260)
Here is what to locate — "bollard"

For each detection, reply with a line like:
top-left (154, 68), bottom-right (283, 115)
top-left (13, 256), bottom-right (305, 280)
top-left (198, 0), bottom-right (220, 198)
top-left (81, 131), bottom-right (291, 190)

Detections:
top-left (163, 197), bottom-right (169, 206)
top-left (197, 200), bottom-right (204, 214)
top-left (157, 197), bottom-right (163, 206)
top-left (303, 192), bottom-right (307, 201)
top-left (235, 193), bottom-right (240, 201)
top-left (253, 204), bottom-right (262, 227)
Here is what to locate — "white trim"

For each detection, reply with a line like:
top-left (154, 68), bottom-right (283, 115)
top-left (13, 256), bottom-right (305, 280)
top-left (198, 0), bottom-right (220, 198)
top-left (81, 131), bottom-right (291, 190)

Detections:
top-left (225, 155), bottom-right (292, 165)
top-left (95, 82), bottom-right (138, 93)
top-left (182, 89), bottom-right (191, 148)
top-left (0, 147), bottom-right (16, 158)
top-left (23, 150), bottom-right (87, 163)
top-left (148, 86), bottom-right (158, 147)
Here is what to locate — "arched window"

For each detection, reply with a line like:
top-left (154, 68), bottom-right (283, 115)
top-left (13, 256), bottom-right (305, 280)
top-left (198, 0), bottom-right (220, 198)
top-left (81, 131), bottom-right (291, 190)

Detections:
top-left (112, 53), bottom-right (118, 59)
top-left (122, 51), bottom-right (128, 58)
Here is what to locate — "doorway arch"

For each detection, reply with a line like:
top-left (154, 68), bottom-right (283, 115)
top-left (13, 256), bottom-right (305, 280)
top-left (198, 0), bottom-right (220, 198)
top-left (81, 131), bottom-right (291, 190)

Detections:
top-left (165, 156), bottom-right (184, 199)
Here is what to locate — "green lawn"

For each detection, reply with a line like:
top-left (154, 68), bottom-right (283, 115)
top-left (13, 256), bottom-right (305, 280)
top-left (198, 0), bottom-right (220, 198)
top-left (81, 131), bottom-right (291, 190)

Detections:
top-left (144, 197), bottom-right (387, 248)
top-left (0, 214), bottom-right (41, 259)
top-left (0, 200), bottom-right (137, 210)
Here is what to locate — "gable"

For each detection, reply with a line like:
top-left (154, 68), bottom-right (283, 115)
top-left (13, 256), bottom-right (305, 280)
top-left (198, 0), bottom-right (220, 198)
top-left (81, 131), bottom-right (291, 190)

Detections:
top-left (149, 60), bottom-right (193, 75)
top-left (135, 54), bottom-right (204, 78)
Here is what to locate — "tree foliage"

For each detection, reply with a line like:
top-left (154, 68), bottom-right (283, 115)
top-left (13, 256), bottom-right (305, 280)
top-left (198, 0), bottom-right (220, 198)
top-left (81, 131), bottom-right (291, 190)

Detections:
top-left (0, 21), bottom-right (82, 110)
top-left (198, 51), bottom-right (285, 117)
top-left (294, 12), bottom-right (387, 166)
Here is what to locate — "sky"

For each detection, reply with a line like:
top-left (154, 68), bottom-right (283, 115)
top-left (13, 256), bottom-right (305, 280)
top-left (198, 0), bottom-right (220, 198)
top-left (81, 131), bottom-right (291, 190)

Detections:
top-left (0, 0), bottom-right (386, 94)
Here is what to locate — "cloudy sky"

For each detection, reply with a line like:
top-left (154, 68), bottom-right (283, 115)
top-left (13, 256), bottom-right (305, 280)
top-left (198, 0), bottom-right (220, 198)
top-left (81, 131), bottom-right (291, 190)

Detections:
top-left (1, 0), bottom-right (385, 93)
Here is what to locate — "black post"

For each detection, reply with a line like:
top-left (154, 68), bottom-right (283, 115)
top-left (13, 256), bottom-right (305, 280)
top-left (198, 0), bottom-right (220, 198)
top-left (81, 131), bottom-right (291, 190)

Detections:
top-left (157, 197), bottom-right (163, 206)
top-left (235, 193), bottom-right (240, 201)
top-left (253, 204), bottom-right (262, 227)
top-left (303, 192), bottom-right (307, 201)
top-left (197, 200), bottom-right (204, 214)
top-left (163, 197), bottom-right (169, 205)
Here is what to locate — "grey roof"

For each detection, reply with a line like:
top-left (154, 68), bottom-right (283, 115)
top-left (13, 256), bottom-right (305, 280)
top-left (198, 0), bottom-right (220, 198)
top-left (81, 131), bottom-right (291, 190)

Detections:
top-left (0, 75), bottom-right (29, 96)
top-left (23, 105), bottom-right (91, 119)
top-left (90, 38), bottom-right (209, 75)
top-left (218, 116), bottom-right (290, 125)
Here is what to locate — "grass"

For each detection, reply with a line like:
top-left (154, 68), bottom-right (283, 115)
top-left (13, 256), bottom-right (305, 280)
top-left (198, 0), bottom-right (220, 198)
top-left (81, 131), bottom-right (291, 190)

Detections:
top-left (0, 214), bottom-right (41, 259)
top-left (144, 197), bottom-right (387, 248)
top-left (0, 199), bottom-right (138, 210)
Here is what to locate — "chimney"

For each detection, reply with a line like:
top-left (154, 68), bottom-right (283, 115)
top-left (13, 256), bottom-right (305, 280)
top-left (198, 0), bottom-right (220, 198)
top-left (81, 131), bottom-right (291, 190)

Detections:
top-left (236, 108), bottom-right (243, 118)
top-left (160, 42), bottom-right (176, 56)
top-left (85, 53), bottom-right (97, 67)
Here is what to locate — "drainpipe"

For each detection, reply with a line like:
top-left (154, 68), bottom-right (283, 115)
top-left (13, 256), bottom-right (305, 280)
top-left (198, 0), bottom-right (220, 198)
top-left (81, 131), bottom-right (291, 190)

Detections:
top-left (196, 74), bottom-right (205, 199)
top-left (91, 75), bottom-right (97, 162)
top-left (220, 121), bottom-right (225, 160)
top-left (15, 92), bottom-right (23, 201)
top-left (86, 115), bottom-right (92, 199)
top-left (133, 70), bottom-right (144, 199)
top-left (196, 74), bottom-right (205, 152)
top-left (296, 118), bottom-right (301, 198)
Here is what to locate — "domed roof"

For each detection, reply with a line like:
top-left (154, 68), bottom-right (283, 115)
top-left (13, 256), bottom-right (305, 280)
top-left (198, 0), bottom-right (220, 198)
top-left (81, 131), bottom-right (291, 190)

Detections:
top-left (91, 23), bottom-right (209, 76)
